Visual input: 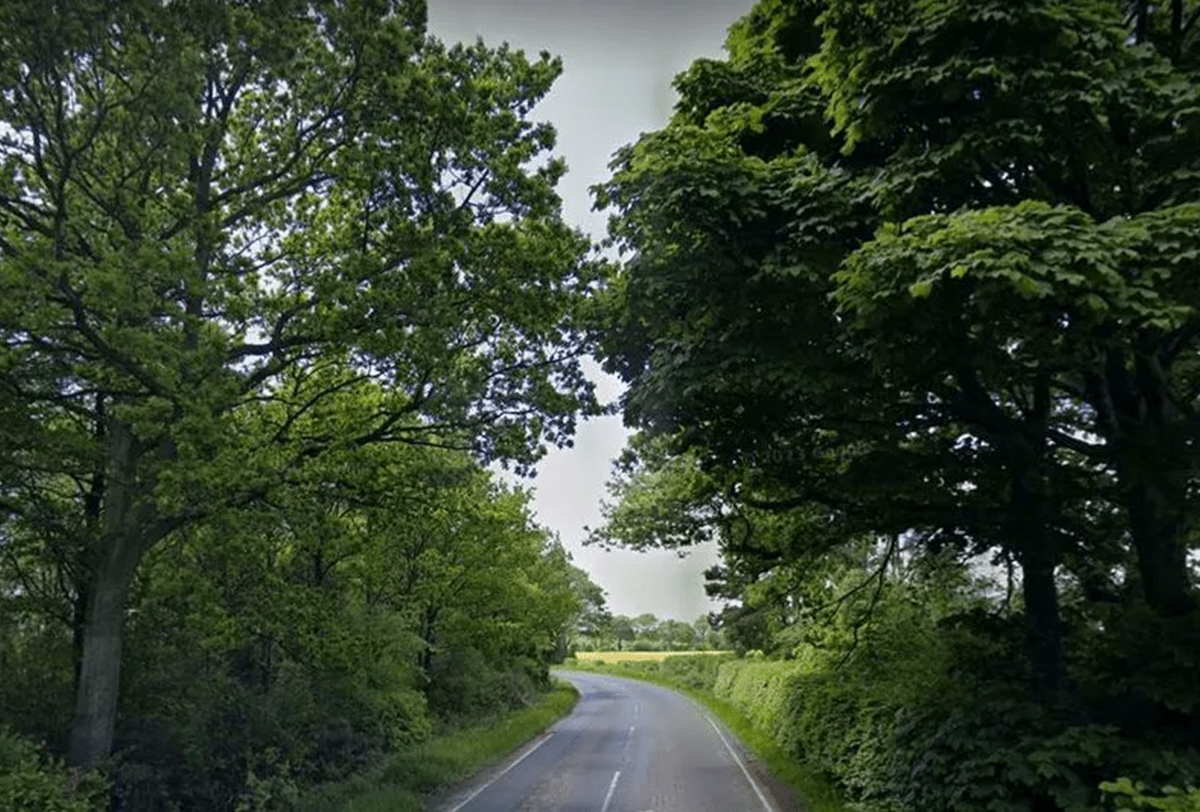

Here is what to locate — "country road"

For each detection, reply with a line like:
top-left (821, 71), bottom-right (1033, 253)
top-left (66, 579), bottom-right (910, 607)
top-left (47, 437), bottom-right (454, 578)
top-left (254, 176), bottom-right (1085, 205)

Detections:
top-left (433, 670), bottom-right (797, 812)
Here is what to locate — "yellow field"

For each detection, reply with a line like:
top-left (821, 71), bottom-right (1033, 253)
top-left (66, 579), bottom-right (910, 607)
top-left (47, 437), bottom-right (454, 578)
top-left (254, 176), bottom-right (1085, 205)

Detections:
top-left (573, 650), bottom-right (731, 663)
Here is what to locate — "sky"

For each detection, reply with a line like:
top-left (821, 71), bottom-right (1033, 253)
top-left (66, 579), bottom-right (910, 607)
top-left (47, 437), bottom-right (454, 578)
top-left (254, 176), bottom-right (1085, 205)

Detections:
top-left (426, 0), bottom-right (755, 620)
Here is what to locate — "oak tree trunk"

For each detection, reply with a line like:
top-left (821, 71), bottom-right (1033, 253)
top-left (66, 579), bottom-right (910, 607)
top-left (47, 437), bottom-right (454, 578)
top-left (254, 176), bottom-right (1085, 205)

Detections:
top-left (67, 417), bottom-right (158, 768)
top-left (67, 556), bottom-right (139, 768)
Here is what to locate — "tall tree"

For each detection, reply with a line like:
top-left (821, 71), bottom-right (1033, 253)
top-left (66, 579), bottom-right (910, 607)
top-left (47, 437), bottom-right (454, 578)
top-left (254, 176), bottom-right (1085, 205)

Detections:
top-left (0, 0), bottom-right (600, 767)
top-left (593, 0), bottom-right (1200, 699)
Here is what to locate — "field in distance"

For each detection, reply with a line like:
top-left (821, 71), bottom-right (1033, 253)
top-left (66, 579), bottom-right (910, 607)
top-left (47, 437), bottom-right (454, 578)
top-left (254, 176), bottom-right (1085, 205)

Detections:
top-left (572, 651), bottom-right (733, 663)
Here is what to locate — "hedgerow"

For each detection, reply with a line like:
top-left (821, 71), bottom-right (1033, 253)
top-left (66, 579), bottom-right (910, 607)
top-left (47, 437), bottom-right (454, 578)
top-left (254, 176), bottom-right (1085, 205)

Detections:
top-left (710, 614), bottom-right (1200, 812)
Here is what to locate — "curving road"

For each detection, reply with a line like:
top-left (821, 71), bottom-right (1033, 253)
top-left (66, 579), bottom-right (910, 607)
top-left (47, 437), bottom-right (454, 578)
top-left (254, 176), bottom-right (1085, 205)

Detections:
top-left (433, 670), bottom-right (797, 812)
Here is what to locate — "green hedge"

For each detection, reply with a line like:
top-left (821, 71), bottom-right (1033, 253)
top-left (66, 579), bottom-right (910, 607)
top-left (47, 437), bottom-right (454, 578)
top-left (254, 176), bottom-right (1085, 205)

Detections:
top-left (713, 660), bottom-right (809, 750)
top-left (658, 652), bottom-right (735, 691)
top-left (711, 656), bottom-right (1200, 812)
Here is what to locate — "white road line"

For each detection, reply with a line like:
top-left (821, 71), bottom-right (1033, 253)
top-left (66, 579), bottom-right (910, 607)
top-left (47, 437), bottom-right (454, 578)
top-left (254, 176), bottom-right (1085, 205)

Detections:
top-left (633, 702), bottom-right (640, 720)
top-left (444, 733), bottom-right (554, 812)
top-left (705, 716), bottom-right (777, 812)
top-left (600, 770), bottom-right (621, 812)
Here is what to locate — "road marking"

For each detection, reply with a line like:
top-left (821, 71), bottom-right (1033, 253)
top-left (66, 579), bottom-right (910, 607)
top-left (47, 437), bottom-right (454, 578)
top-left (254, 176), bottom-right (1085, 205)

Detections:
top-left (705, 716), bottom-right (777, 812)
top-left (600, 770), bottom-right (621, 812)
top-left (633, 702), bottom-right (640, 720)
top-left (444, 733), bottom-right (554, 812)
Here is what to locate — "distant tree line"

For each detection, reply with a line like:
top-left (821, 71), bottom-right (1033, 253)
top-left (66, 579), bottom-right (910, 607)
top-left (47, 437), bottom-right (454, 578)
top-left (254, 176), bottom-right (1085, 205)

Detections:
top-left (570, 611), bottom-right (728, 652)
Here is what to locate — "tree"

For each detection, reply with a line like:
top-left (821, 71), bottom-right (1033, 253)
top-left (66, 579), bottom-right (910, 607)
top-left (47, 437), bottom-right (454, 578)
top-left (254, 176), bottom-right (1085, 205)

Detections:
top-left (592, 0), bottom-right (1200, 702)
top-left (104, 434), bottom-right (583, 804)
top-left (658, 619), bottom-right (698, 650)
top-left (557, 560), bottom-right (609, 657)
top-left (0, 1), bottom-right (600, 767)
top-left (608, 615), bottom-right (636, 651)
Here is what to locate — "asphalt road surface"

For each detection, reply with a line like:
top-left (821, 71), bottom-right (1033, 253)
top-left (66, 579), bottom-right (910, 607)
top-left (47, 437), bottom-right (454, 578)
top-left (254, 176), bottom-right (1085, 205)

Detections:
top-left (433, 670), bottom-right (797, 812)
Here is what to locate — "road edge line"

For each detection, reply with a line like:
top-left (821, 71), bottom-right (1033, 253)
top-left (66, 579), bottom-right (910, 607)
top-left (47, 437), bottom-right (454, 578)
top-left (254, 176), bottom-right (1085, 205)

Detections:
top-left (705, 714), bottom-right (778, 812)
top-left (444, 731), bottom-right (554, 812)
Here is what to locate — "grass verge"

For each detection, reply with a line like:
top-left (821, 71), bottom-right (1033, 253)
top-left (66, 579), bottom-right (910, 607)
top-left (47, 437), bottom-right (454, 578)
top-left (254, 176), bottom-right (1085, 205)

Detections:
top-left (290, 681), bottom-right (578, 812)
top-left (557, 660), bottom-right (848, 812)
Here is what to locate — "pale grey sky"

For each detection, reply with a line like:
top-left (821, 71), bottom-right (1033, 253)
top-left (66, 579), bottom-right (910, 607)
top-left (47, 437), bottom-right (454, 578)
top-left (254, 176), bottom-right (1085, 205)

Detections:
top-left (427, 0), bottom-right (753, 620)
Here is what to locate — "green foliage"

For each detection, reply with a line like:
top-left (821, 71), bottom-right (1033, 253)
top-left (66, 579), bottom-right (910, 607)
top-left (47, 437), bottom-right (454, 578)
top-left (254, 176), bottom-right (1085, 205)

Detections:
top-left (0, 623), bottom-right (76, 752)
top-left (571, 604), bottom-right (726, 652)
top-left (1, 431), bottom-right (589, 808)
top-left (713, 660), bottom-right (805, 745)
top-left (0, 728), bottom-right (106, 812)
top-left (702, 577), bottom-right (1200, 812)
top-left (591, 0), bottom-right (1200, 809)
top-left (1101, 778), bottom-right (1200, 812)
top-left (657, 652), bottom-right (736, 689)
top-left (569, 651), bottom-right (736, 691)
top-left (288, 682), bottom-right (577, 812)
top-left (0, 0), bottom-right (604, 773)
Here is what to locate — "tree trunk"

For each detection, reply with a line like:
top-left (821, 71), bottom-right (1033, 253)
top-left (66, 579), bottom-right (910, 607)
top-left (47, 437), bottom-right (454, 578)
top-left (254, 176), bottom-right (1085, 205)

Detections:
top-left (418, 605), bottom-right (439, 672)
top-left (67, 555), bottom-right (139, 768)
top-left (1087, 357), bottom-right (1196, 616)
top-left (1135, 0), bottom-right (1149, 43)
top-left (71, 584), bottom-right (88, 692)
top-left (1013, 463), bottom-right (1065, 700)
top-left (67, 417), bottom-right (158, 769)
top-left (1019, 543), bottom-right (1066, 700)
top-left (1127, 479), bottom-right (1195, 616)
top-left (1008, 373), bottom-right (1066, 701)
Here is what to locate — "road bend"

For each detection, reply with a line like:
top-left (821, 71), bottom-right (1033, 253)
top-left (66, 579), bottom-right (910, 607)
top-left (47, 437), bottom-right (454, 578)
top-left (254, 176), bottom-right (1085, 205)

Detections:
top-left (433, 670), bottom-right (797, 812)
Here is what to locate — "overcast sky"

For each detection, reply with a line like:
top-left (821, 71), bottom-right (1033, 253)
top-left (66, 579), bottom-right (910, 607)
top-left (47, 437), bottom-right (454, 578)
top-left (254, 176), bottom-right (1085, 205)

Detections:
top-left (427, 0), bottom-right (754, 620)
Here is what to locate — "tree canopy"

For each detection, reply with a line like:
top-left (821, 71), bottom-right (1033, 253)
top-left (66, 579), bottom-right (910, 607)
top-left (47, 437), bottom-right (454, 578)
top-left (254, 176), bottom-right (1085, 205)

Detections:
top-left (0, 0), bottom-right (604, 780)
top-left (591, 0), bottom-right (1200, 808)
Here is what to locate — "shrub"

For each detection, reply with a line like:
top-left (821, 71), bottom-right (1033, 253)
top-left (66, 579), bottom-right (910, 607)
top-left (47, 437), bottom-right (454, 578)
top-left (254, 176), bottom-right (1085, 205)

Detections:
top-left (0, 727), bottom-right (107, 812)
top-left (713, 659), bottom-right (807, 742)
top-left (658, 652), bottom-right (735, 691)
top-left (712, 614), bottom-right (1200, 812)
top-left (424, 647), bottom-right (544, 721)
top-left (1101, 778), bottom-right (1200, 812)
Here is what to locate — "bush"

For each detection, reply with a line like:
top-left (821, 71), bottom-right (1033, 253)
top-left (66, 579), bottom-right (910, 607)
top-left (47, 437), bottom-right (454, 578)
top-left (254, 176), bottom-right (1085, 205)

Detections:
top-left (711, 613), bottom-right (1200, 812)
top-left (424, 647), bottom-right (543, 721)
top-left (1101, 778), bottom-right (1200, 812)
top-left (0, 727), bottom-right (107, 812)
top-left (630, 638), bottom-right (662, 651)
top-left (658, 653), bottom-right (735, 691)
top-left (0, 626), bottom-right (76, 752)
top-left (108, 657), bottom-right (433, 812)
top-left (713, 659), bottom-right (808, 745)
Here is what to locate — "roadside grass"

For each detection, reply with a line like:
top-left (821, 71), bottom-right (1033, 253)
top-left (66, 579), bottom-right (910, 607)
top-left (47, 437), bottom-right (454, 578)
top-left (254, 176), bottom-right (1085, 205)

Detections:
top-left (573, 650), bottom-right (732, 663)
top-left (557, 659), bottom-right (849, 812)
top-left (290, 681), bottom-right (578, 812)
